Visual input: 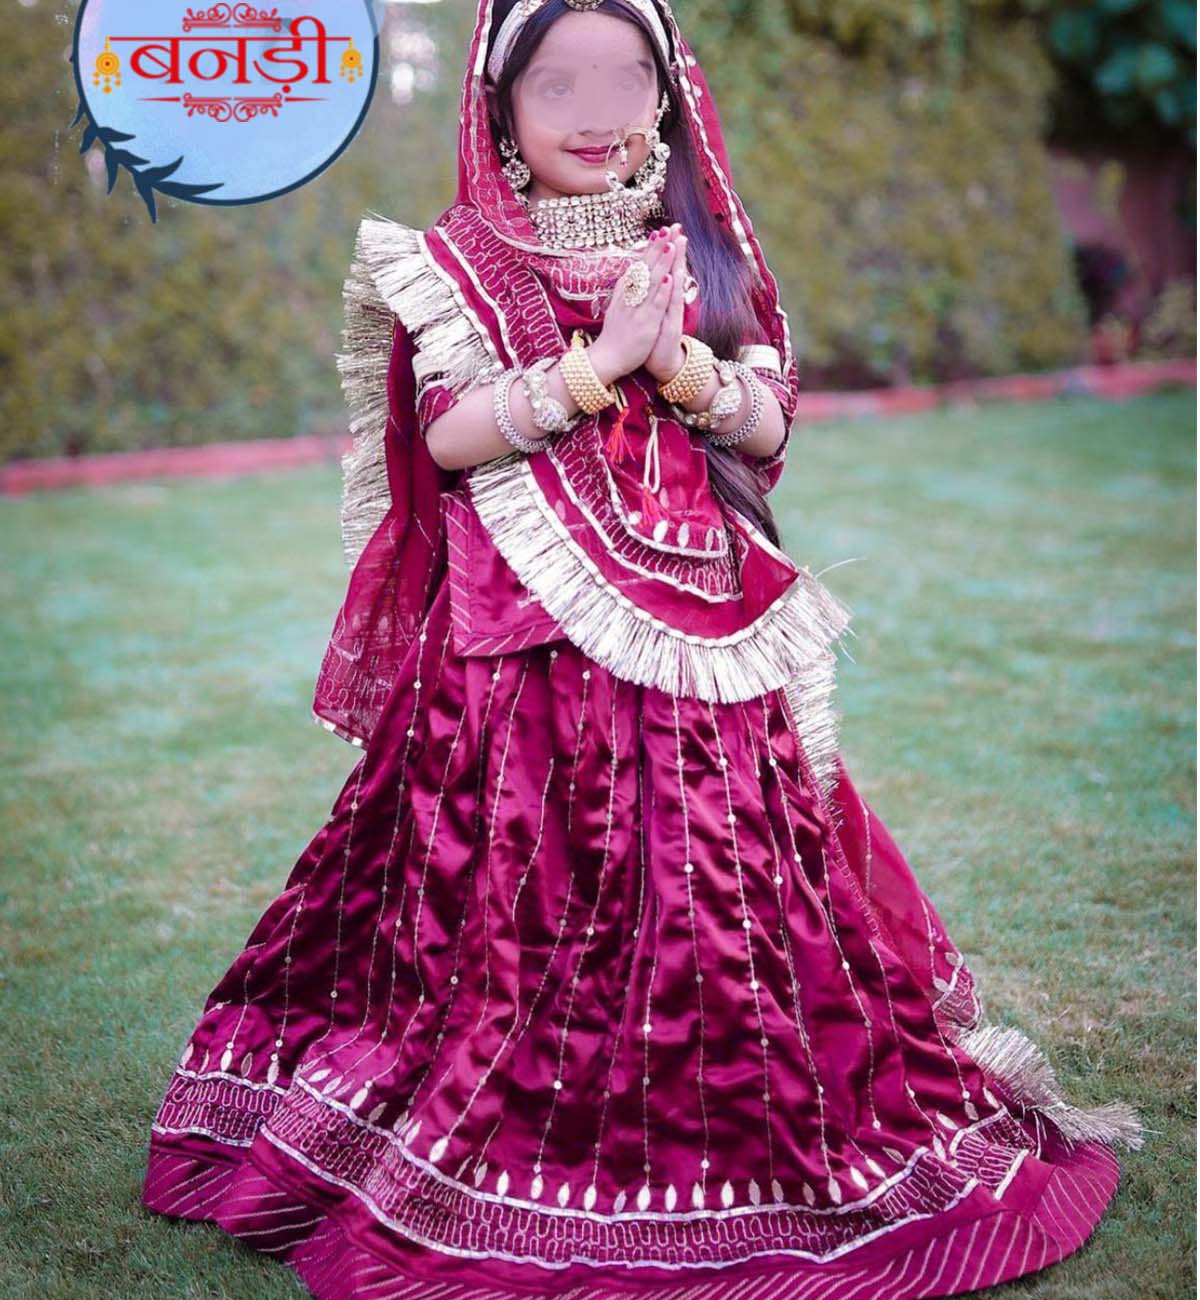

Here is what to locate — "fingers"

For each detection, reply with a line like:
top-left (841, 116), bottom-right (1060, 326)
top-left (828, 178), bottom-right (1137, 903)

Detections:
top-left (641, 221), bottom-right (682, 266)
top-left (626, 254), bottom-right (674, 319)
top-left (669, 234), bottom-right (686, 316)
top-left (622, 261), bottom-right (670, 315)
top-left (623, 267), bottom-right (671, 332)
top-left (652, 245), bottom-right (676, 308)
top-left (640, 238), bottom-right (672, 279)
top-left (619, 225), bottom-right (682, 339)
top-left (657, 232), bottom-right (685, 320)
top-left (651, 228), bottom-right (682, 305)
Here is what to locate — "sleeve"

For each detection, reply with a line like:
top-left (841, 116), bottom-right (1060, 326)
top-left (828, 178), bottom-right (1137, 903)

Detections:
top-left (415, 359), bottom-right (507, 443)
top-left (416, 380), bottom-right (459, 441)
top-left (737, 419), bottom-right (791, 495)
top-left (734, 355), bottom-right (795, 497)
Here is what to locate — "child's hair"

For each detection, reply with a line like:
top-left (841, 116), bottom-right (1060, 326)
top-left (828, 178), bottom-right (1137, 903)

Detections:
top-left (487, 0), bottom-right (786, 547)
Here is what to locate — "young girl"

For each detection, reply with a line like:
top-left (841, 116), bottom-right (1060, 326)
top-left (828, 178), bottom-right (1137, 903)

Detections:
top-left (140, 2), bottom-right (1145, 1296)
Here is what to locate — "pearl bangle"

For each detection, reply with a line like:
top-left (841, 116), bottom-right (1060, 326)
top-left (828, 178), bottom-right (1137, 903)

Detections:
top-left (560, 330), bottom-right (620, 414)
top-left (658, 334), bottom-right (715, 404)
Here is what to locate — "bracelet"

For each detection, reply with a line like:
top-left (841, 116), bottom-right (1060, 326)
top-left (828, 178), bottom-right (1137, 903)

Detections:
top-left (671, 358), bottom-right (743, 431)
top-left (657, 334), bottom-right (715, 404)
top-left (521, 356), bottom-right (581, 434)
top-left (559, 330), bottom-right (620, 415)
top-left (704, 362), bottom-right (765, 449)
top-left (492, 367), bottom-right (551, 455)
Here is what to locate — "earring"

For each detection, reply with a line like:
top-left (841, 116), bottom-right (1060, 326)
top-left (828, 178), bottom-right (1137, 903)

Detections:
top-left (626, 111), bottom-right (670, 209)
top-left (630, 91), bottom-right (670, 187)
top-left (498, 135), bottom-right (531, 192)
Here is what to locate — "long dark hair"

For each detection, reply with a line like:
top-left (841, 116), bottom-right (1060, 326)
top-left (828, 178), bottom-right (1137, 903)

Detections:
top-left (486, 0), bottom-right (783, 548)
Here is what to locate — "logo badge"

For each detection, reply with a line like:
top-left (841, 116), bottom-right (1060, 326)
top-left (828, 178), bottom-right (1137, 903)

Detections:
top-left (71, 2), bottom-right (380, 219)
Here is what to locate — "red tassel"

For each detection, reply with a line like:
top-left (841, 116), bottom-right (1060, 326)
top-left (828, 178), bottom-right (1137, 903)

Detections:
top-left (605, 397), bottom-right (633, 463)
top-left (641, 482), bottom-right (668, 524)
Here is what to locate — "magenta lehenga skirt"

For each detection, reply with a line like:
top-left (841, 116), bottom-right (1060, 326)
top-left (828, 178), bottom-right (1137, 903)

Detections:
top-left (140, 569), bottom-right (1140, 1299)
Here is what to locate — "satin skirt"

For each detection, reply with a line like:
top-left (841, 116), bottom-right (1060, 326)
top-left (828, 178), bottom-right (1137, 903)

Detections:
top-left (141, 571), bottom-right (1126, 1299)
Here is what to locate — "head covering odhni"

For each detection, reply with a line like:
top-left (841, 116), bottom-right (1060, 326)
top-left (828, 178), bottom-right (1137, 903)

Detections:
top-left (312, 0), bottom-right (854, 794)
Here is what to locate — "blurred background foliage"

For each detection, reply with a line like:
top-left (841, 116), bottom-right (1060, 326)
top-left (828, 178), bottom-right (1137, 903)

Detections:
top-left (692, 0), bottom-right (1089, 386)
top-left (1047, 0), bottom-right (1195, 146)
top-left (1, 0), bottom-right (1194, 461)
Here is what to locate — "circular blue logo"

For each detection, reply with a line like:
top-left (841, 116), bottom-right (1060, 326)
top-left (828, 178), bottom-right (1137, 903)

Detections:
top-left (72, 1), bottom-right (380, 217)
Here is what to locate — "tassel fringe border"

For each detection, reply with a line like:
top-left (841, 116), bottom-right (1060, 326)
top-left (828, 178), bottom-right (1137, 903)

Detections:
top-left (950, 1020), bottom-right (1146, 1153)
top-left (335, 214), bottom-right (498, 568)
top-left (334, 242), bottom-right (397, 569)
top-left (468, 451), bottom-right (854, 771)
top-left (356, 214), bottom-right (496, 399)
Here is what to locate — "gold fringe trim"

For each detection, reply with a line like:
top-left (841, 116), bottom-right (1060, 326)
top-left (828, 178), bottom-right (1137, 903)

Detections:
top-left (353, 214), bottom-right (497, 397)
top-left (334, 232), bottom-right (396, 568)
top-left (468, 451), bottom-right (854, 728)
top-left (334, 213), bottom-right (497, 568)
top-left (780, 648), bottom-right (844, 804)
top-left (954, 1021), bottom-right (1146, 1152)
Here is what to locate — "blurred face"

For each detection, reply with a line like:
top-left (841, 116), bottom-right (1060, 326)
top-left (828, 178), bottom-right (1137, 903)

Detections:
top-left (506, 10), bottom-right (660, 202)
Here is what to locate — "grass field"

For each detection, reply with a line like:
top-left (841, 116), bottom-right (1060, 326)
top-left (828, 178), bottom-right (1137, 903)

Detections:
top-left (1, 390), bottom-right (1194, 1299)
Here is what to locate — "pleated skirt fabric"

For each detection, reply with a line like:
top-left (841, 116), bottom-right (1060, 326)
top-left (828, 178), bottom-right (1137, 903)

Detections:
top-left (141, 570), bottom-right (1124, 1299)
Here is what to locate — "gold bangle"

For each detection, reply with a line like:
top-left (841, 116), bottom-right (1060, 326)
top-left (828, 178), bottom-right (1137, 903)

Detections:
top-left (658, 334), bottom-right (715, 404)
top-left (559, 330), bottom-right (620, 415)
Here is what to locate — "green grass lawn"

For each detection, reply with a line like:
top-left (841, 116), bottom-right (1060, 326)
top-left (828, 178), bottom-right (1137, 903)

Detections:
top-left (1, 390), bottom-right (1194, 1299)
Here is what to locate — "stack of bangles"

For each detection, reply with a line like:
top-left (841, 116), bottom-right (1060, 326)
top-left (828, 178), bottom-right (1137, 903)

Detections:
top-left (491, 329), bottom-right (619, 456)
top-left (491, 357), bottom-right (582, 455)
top-left (490, 329), bottom-right (766, 456)
top-left (656, 335), bottom-right (765, 449)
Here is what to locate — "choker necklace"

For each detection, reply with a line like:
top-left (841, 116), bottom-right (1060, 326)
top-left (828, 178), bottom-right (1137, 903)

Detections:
top-left (522, 186), bottom-right (662, 252)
